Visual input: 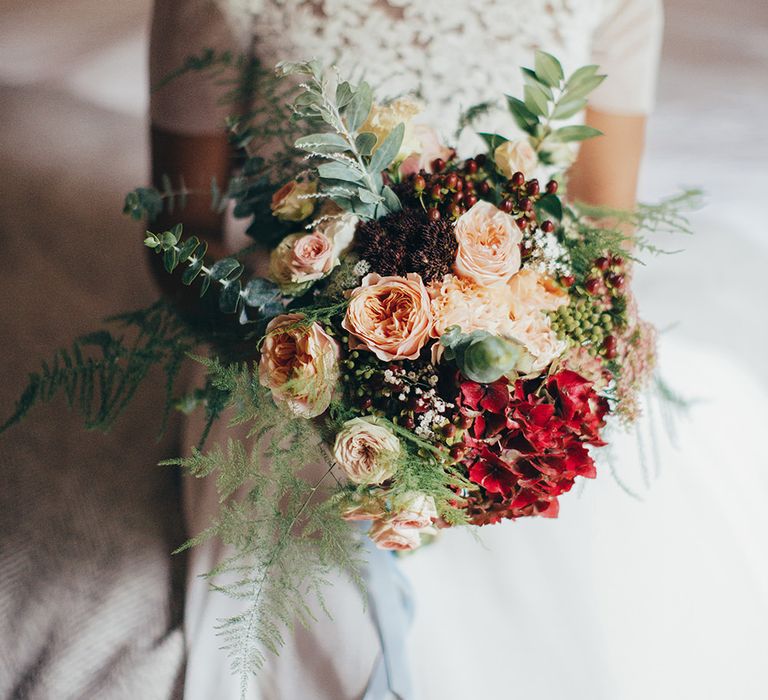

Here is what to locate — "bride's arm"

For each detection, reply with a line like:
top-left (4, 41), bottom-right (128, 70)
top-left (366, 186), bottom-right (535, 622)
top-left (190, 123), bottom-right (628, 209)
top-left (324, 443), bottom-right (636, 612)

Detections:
top-left (567, 108), bottom-right (647, 211)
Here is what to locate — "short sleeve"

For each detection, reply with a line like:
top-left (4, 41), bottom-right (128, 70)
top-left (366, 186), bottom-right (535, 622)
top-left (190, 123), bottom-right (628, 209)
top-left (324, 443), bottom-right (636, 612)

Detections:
top-left (588, 0), bottom-right (664, 115)
top-left (150, 0), bottom-right (250, 134)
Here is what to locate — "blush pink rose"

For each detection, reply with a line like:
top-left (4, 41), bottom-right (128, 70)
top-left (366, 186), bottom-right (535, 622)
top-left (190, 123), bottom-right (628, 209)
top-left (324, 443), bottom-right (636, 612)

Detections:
top-left (369, 520), bottom-right (423, 551)
top-left (342, 273), bottom-right (433, 361)
top-left (270, 231), bottom-right (336, 289)
top-left (258, 313), bottom-right (340, 418)
top-left (453, 201), bottom-right (523, 286)
top-left (333, 417), bottom-right (401, 485)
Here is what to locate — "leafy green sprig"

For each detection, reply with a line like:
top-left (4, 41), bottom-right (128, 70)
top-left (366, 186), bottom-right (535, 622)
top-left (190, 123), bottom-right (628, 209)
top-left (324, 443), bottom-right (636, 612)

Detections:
top-left (279, 60), bottom-right (403, 219)
top-left (144, 224), bottom-right (283, 320)
top-left (478, 50), bottom-right (606, 159)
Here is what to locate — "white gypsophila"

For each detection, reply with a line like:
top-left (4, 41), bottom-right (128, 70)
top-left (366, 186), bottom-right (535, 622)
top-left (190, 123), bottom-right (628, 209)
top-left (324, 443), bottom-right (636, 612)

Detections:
top-left (353, 260), bottom-right (371, 277)
top-left (524, 228), bottom-right (573, 278)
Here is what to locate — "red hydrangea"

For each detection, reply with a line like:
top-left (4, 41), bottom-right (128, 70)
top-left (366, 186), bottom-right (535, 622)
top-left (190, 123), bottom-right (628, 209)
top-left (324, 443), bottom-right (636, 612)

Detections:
top-left (456, 370), bottom-right (608, 525)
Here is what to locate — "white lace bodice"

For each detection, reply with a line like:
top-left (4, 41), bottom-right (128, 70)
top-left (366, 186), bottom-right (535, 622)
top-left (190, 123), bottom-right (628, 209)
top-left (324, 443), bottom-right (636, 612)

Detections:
top-left (151, 0), bottom-right (663, 136)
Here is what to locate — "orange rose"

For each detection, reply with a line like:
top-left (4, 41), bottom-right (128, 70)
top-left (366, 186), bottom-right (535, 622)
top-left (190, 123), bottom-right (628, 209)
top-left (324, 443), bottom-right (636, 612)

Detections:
top-left (258, 313), bottom-right (339, 418)
top-left (507, 269), bottom-right (569, 319)
top-left (453, 201), bottom-right (522, 286)
top-left (342, 273), bottom-right (433, 361)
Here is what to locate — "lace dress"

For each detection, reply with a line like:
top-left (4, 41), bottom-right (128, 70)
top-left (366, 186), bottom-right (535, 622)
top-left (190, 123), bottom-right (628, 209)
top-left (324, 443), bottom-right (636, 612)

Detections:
top-left (150, 2), bottom-right (662, 698)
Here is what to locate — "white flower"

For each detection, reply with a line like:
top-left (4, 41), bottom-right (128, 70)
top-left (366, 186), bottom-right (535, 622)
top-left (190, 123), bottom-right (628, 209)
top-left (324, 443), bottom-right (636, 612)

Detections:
top-left (315, 212), bottom-right (359, 259)
top-left (333, 417), bottom-right (401, 485)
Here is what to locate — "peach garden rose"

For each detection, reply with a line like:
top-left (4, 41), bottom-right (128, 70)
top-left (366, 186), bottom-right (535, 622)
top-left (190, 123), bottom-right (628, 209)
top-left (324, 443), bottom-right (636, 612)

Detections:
top-left (453, 200), bottom-right (523, 287)
top-left (368, 519), bottom-right (422, 551)
top-left (342, 273), bottom-right (433, 361)
top-left (258, 313), bottom-right (339, 418)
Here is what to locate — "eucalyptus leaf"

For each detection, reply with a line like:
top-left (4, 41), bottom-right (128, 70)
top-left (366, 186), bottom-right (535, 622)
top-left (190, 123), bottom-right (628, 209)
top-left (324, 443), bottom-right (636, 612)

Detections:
top-left (523, 84), bottom-right (550, 117)
top-left (345, 81), bottom-right (373, 132)
top-left (144, 236), bottom-right (159, 249)
top-left (218, 280), bottom-right (242, 314)
top-left (209, 258), bottom-right (241, 281)
top-left (163, 248), bottom-right (178, 274)
top-left (177, 236), bottom-right (199, 263)
top-left (181, 260), bottom-right (203, 286)
top-left (368, 122), bottom-right (405, 174)
top-left (553, 125), bottom-right (603, 142)
top-left (199, 275), bottom-right (211, 297)
top-left (534, 51), bottom-right (564, 88)
top-left (242, 277), bottom-right (281, 308)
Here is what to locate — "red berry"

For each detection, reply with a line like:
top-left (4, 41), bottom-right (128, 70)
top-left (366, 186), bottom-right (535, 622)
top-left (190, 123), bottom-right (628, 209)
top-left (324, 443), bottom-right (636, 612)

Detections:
top-left (428, 207), bottom-right (442, 221)
top-left (546, 180), bottom-right (559, 194)
top-left (451, 204), bottom-right (463, 219)
top-left (449, 444), bottom-right (466, 460)
top-left (516, 217), bottom-right (528, 229)
top-left (403, 415), bottom-right (416, 430)
top-left (477, 180), bottom-right (491, 195)
top-left (464, 180), bottom-right (475, 193)
top-left (526, 179), bottom-right (540, 196)
top-left (519, 197), bottom-right (533, 212)
top-left (560, 275), bottom-right (575, 288)
top-left (455, 178), bottom-right (464, 192)
top-left (443, 423), bottom-right (457, 438)
top-left (611, 254), bottom-right (624, 267)
top-left (607, 273), bottom-right (625, 289)
top-left (500, 199), bottom-right (514, 213)
top-left (595, 256), bottom-right (610, 271)
top-left (541, 220), bottom-right (555, 233)
top-left (360, 398), bottom-right (373, 410)
top-left (585, 278), bottom-right (600, 295)
top-left (603, 335), bottom-right (618, 359)
top-left (432, 157), bottom-right (446, 172)
top-left (511, 171), bottom-right (525, 187)
top-left (464, 158), bottom-right (478, 174)
top-left (475, 153), bottom-right (487, 167)
top-left (445, 172), bottom-right (458, 189)
top-left (413, 175), bottom-right (426, 192)
top-left (457, 414), bottom-right (473, 429)
top-left (430, 184), bottom-right (442, 200)
top-left (465, 194), bottom-right (478, 207)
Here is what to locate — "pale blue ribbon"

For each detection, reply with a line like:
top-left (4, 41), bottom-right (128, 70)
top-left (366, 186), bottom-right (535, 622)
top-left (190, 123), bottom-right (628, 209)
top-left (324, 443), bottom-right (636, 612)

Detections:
top-left (358, 525), bottom-right (415, 700)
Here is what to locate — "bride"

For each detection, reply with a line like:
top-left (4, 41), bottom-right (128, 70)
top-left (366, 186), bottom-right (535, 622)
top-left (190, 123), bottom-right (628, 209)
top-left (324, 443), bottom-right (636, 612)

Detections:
top-left (149, 1), bottom-right (666, 698)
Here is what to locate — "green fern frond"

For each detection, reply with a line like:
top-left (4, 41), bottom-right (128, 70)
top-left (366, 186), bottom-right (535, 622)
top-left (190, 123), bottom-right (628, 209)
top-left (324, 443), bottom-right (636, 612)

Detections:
top-left (1, 301), bottom-right (196, 435)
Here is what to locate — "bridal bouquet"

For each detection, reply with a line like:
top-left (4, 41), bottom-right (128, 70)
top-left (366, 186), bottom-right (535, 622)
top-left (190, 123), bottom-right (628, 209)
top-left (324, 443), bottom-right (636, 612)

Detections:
top-left (3, 52), bottom-right (693, 682)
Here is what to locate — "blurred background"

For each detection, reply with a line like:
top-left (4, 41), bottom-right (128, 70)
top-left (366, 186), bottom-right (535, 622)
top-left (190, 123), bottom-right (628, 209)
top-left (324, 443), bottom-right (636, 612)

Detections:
top-left (0, 1), bottom-right (766, 699)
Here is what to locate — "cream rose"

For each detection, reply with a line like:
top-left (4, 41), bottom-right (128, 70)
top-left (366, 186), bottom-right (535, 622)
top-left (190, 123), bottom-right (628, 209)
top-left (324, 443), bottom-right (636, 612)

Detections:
top-left (453, 201), bottom-right (523, 286)
top-left (258, 313), bottom-right (339, 418)
top-left (315, 212), bottom-right (360, 259)
top-left (269, 231), bottom-right (336, 290)
top-left (368, 520), bottom-right (422, 551)
top-left (493, 139), bottom-right (538, 180)
top-left (399, 125), bottom-right (453, 176)
top-left (333, 417), bottom-right (401, 485)
top-left (270, 178), bottom-right (317, 222)
top-left (506, 312), bottom-right (568, 374)
top-left (343, 273), bottom-right (433, 361)
top-left (341, 493), bottom-right (388, 522)
top-left (360, 97), bottom-right (422, 162)
top-left (390, 492), bottom-right (437, 529)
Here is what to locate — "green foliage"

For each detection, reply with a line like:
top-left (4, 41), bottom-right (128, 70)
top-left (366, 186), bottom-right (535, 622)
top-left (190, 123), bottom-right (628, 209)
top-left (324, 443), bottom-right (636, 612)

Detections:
top-left (279, 60), bottom-right (403, 219)
top-left (562, 189), bottom-right (701, 280)
top-left (0, 301), bottom-right (197, 435)
top-left (165, 359), bottom-right (364, 696)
